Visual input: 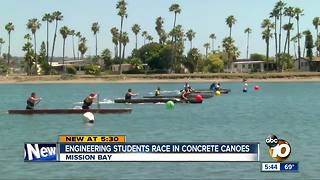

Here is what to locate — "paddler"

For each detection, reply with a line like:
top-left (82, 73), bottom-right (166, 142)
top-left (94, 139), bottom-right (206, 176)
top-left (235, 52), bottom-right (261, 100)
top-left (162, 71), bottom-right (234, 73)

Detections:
top-left (26, 92), bottom-right (41, 110)
top-left (82, 93), bottom-right (97, 109)
top-left (180, 89), bottom-right (190, 101)
top-left (184, 82), bottom-right (194, 93)
top-left (243, 79), bottom-right (248, 93)
top-left (125, 89), bottom-right (137, 100)
top-left (155, 87), bottom-right (161, 96)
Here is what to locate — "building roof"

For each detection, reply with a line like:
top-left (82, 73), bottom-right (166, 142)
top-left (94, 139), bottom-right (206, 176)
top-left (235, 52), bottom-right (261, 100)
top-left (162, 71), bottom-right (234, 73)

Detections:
top-left (232, 61), bottom-right (264, 64)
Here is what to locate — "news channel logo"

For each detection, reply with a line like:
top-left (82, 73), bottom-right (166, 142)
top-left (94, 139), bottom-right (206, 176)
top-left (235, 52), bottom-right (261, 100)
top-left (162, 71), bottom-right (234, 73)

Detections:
top-left (24, 143), bottom-right (57, 161)
top-left (265, 134), bottom-right (291, 162)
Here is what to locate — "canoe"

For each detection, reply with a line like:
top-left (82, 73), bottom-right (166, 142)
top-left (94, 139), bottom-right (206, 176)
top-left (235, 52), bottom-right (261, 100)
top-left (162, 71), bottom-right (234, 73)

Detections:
top-left (194, 88), bottom-right (231, 94)
top-left (114, 98), bottom-right (202, 104)
top-left (143, 93), bottom-right (213, 99)
top-left (8, 108), bottom-right (132, 114)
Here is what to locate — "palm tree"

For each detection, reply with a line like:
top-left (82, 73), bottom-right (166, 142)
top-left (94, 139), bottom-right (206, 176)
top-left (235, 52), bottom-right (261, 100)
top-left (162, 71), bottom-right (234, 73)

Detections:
top-left (203, 43), bottom-right (210, 58)
top-left (291, 35), bottom-right (299, 59)
top-left (27, 18), bottom-right (41, 69)
top-left (294, 7), bottom-right (304, 69)
top-left (313, 17), bottom-right (320, 56)
top-left (69, 30), bottom-right (76, 60)
top-left (5, 22), bottom-right (14, 65)
top-left (226, 15), bottom-right (236, 38)
top-left (0, 38), bottom-right (5, 57)
top-left (283, 6), bottom-right (295, 54)
top-left (270, 8), bottom-right (279, 57)
top-left (282, 23), bottom-right (293, 54)
top-left (142, 31), bottom-right (148, 45)
top-left (75, 32), bottom-right (81, 60)
top-left (275, 0), bottom-right (286, 54)
top-left (244, 28), bottom-right (252, 59)
top-left (91, 22), bottom-right (100, 57)
top-left (209, 33), bottom-right (216, 51)
top-left (50, 11), bottom-right (63, 69)
top-left (121, 32), bottom-right (129, 60)
top-left (146, 35), bottom-right (153, 43)
top-left (111, 27), bottom-right (119, 58)
top-left (59, 26), bottom-right (70, 72)
top-left (131, 24), bottom-right (141, 49)
top-left (169, 4), bottom-right (181, 36)
top-left (261, 19), bottom-right (274, 62)
top-left (42, 13), bottom-right (53, 63)
top-left (78, 37), bottom-right (88, 59)
top-left (116, 0), bottom-right (128, 59)
top-left (155, 17), bottom-right (165, 44)
top-left (186, 29), bottom-right (195, 49)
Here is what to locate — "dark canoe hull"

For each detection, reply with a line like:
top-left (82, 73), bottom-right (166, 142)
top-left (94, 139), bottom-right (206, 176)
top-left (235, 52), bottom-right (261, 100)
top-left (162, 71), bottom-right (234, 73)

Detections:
top-left (114, 98), bottom-right (202, 104)
top-left (143, 93), bottom-right (213, 99)
top-left (8, 108), bottom-right (132, 114)
top-left (194, 88), bottom-right (231, 94)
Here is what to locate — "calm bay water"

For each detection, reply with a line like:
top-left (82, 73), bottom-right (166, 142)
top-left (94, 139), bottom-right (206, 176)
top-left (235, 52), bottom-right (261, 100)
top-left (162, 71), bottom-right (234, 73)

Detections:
top-left (0, 82), bottom-right (319, 179)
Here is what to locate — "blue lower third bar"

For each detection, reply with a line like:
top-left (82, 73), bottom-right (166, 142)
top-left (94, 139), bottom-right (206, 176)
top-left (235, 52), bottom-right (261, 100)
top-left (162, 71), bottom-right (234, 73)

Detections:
top-left (280, 162), bottom-right (299, 172)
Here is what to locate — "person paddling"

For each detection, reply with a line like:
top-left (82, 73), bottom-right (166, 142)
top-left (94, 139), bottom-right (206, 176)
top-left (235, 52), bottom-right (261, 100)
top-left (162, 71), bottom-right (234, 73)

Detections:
top-left (243, 79), bottom-right (248, 93)
top-left (180, 89), bottom-right (191, 101)
top-left (125, 89), bottom-right (137, 101)
top-left (82, 93), bottom-right (97, 109)
top-left (26, 92), bottom-right (41, 110)
top-left (155, 87), bottom-right (161, 96)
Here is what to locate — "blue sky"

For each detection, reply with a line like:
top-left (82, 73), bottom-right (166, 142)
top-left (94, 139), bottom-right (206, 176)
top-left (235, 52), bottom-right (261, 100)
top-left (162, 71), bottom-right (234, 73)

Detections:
top-left (0, 0), bottom-right (319, 58)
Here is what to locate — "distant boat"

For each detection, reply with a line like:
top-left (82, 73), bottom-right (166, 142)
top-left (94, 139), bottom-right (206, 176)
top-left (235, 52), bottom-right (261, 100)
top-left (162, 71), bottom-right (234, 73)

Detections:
top-left (114, 98), bottom-right (202, 104)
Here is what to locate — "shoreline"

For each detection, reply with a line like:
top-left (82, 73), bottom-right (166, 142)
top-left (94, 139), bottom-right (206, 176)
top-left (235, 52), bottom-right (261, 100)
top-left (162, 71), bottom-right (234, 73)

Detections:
top-left (2, 74), bottom-right (320, 84)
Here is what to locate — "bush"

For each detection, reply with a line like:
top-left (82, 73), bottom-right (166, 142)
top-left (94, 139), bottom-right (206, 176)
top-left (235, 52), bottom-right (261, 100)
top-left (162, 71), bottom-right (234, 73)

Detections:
top-left (84, 64), bottom-right (101, 75)
top-left (123, 68), bottom-right (145, 74)
top-left (66, 65), bottom-right (77, 75)
top-left (0, 61), bottom-right (8, 74)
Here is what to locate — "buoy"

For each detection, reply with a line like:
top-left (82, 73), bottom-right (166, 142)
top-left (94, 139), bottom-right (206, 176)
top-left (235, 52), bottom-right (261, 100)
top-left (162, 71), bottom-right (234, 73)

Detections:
top-left (254, 85), bottom-right (260, 91)
top-left (83, 112), bottom-right (95, 123)
top-left (215, 91), bottom-right (221, 96)
top-left (166, 100), bottom-right (175, 109)
top-left (194, 94), bottom-right (203, 101)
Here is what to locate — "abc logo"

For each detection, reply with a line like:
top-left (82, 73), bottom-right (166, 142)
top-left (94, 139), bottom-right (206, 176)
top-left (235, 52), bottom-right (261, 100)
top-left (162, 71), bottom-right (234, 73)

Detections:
top-left (265, 134), bottom-right (291, 162)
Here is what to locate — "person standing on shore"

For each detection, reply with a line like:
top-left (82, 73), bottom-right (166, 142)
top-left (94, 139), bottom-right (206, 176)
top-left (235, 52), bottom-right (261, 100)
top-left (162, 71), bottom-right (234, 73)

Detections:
top-left (243, 79), bottom-right (248, 93)
top-left (26, 92), bottom-right (41, 110)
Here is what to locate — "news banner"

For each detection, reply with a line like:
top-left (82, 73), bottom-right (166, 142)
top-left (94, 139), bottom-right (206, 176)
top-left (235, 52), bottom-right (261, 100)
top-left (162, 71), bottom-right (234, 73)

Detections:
top-left (24, 134), bottom-right (298, 173)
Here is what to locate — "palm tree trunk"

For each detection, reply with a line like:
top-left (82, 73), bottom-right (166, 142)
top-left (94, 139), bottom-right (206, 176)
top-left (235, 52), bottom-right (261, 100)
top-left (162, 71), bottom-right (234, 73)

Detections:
top-left (34, 33), bottom-right (37, 74)
top-left (0, 45), bottom-right (2, 57)
top-left (266, 39), bottom-right (270, 71)
top-left (279, 14), bottom-right (282, 54)
top-left (144, 38), bottom-right (146, 45)
top-left (62, 38), bottom-right (66, 73)
top-left (287, 30), bottom-right (291, 54)
top-left (297, 19), bottom-right (301, 69)
top-left (246, 32), bottom-right (249, 59)
top-left (119, 17), bottom-right (124, 59)
top-left (283, 31), bottom-right (288, 53)
top-left (190, 40), bottom-right (192, 49)
top-left (77, 38), bottom-right (80, 60)
top-left (274, 17), bottom-right (278, 70)
top-left (212, 39), bottom-right (214, 51)
top-left (7, 33), bottom-right (10, 65)
top-left (317, 28), bottom-right (319, 56)
top-left (135, 34), bottom-right (138, 49)
top-left (72, 36), bottom-right (76, 60)
top-left (46, 21), bottom-right (49, 63)
top-left (293, 41), bottom-right (297, 59)
top-left (229, 27), bottom-right (232, 38)
top-left (50, 20), bottom-right (59, 72)
top-left (122, 45), bottom-right (126, 60)
top-left (205, 48), bottom-right (208, 58)
top-left (95, 34), bottom-right (98, 57)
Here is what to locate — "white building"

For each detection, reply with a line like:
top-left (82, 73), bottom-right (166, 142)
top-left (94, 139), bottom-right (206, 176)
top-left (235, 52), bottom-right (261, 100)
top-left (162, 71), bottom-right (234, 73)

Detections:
top-left (228, 59), bottom-right (264, 73)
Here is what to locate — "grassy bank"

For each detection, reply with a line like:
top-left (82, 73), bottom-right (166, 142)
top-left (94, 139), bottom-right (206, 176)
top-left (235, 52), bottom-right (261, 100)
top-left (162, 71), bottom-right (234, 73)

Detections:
top-left (2, 72), bottom-right (320, 83)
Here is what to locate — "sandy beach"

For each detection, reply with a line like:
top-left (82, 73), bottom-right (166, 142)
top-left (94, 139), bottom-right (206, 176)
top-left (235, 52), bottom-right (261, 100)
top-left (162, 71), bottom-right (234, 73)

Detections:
top-left (2, 73), bottom-right (320, 84)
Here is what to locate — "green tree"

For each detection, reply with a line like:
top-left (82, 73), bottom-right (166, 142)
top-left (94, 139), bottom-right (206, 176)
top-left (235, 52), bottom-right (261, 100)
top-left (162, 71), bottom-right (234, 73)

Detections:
top-left (22, 36), bottom-right (34, 75)
top-left (169, 25), bottom-right (184, 72)
top-left (277, 53), bottom-right (294, 71)
top-left (116, 0), bottom-right (128, 59)
top-left (110, 27), bottom-right (119, 58)
top-left (184, 48), bottom-right (201, 73)
top-left (283, 6), bottom-right (295, 54)
top-left (304, 30), bottom-right (314, 60)
top-left (155, 17), bottom-right (165, 44)
top-left (38, 41), bottom-right (50, 74)
top-left (275, 0), bottom-right (286, 54)
top-left (50, 11), bottom-right (63, 71)
top-left (146, 35), bottom-right (153, 43)
top-left (131, 24), bottom-right (141, 49)
top-left (313, 17), bottom-right (320, 56)
top-left (42, 13), bottom-right (53, 63)
top-left (294, 7), bottom-right (304, 69)
top-left (169, 3), bottom-right (181, 39)
top-left (203, 43), bottom-right (210, 58)
top-left (226, 15), bottom-right (236, 38)
top-left (185, 29), bottom-right (195, 49)
top-left (222, 37), bottom-right (239, 69)
top-left (27, 18), bottom-right (41, 68)
top-left (209, 33), bottom-right (216, 51)
top-left (261, 19), bottom-right (274, 62)
top-left (78, 37), bottom-right (88, 59)
top-left (101, 48), bottom-right (112, 70)
top-left (205, 53), bottom-right (224, 73)
top-left (0, 38), bottom-right (5, 57)
top-left (60, 26), bottom-right (70, 72)
top-left (244, 28), bottom-right (252, 59)
top-left (5, 22), bottom-right (14, 65)
top-left (121, 32), bottom-right (129, 60)
top-left (270, 8), bottom-right (279, 58)
top-left (91, 22), bottom-right (100, 56)
top-left (250, 53), bottom-right (267, 61)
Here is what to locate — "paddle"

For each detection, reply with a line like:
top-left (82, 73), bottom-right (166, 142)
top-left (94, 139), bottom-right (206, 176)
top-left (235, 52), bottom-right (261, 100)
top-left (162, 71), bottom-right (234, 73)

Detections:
top-left (97, 93), bottom-right (100, 109)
